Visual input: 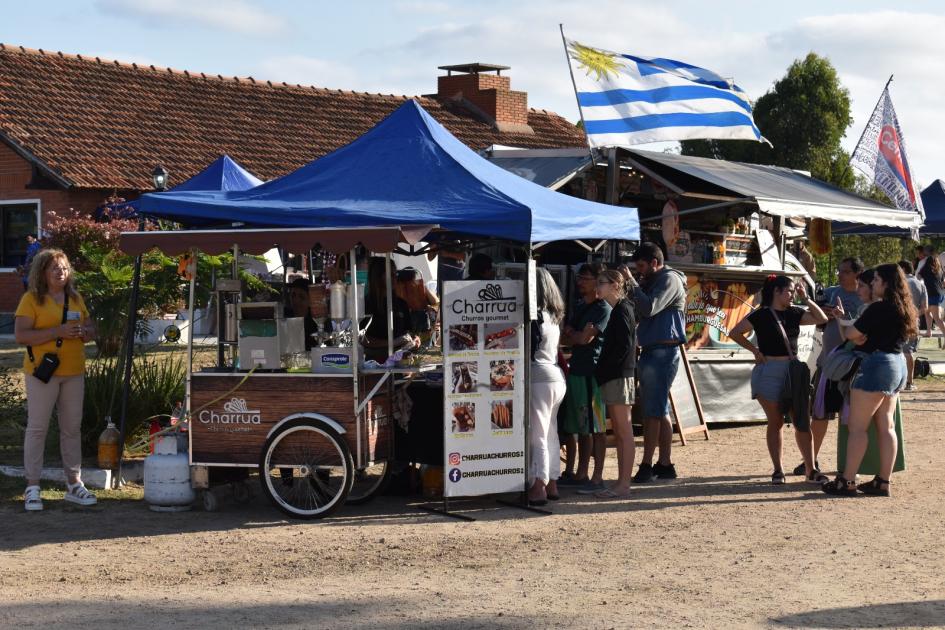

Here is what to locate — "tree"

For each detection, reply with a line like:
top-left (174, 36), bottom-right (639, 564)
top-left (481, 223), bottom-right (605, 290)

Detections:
top-left (681, 53), bottom-right (854, 188)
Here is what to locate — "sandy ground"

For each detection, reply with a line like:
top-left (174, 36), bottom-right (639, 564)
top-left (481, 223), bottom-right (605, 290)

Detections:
top-left (2, 379), bottom-right (945, 629)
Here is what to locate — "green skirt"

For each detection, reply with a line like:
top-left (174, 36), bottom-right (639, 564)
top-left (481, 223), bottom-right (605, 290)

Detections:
top-left (836, 398), bottom-right (906, 476)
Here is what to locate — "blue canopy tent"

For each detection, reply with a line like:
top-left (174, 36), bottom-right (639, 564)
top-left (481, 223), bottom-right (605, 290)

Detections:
top-left (135, 100), bottom-right (639, 244)
top-left (833, 180), bottom-right (943, 236)
top-left (104, 155), bottom-right (263, 217)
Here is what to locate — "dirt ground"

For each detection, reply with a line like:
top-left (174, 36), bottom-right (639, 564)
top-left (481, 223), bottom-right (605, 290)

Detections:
top-left (2, 377), bottom-right (945, 629)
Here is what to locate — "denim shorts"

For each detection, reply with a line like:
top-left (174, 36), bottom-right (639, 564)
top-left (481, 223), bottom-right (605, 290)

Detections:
top-left (930, 294), bottom-right (945, 306)
top-left (750, 360), bottom-right (789, 402)
top-left (851, 351), bottom-right (907, 395)
top-left (638, 344), bottom-right (680, 418)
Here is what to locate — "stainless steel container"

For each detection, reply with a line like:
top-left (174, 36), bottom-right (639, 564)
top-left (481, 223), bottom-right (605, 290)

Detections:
top-left (223, 303), bottom-right (238, 342)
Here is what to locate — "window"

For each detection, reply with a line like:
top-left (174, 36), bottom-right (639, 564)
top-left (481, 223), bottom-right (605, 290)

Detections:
top-left (1, 202), bottom-right (39, 268)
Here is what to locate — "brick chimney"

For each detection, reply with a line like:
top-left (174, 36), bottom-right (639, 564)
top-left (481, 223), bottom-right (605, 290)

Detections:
top-left (436, 63), bottom-right (533, 134)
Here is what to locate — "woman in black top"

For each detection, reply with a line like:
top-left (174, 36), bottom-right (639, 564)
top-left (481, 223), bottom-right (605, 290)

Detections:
top-left (824, 263), bottom-right (917, 497)
top-left (729, 275), bottom-right (828, 485)
top-left (593, 269), bottom-right (637, 498)
top-left (917, 246), bottom-right (945, 337)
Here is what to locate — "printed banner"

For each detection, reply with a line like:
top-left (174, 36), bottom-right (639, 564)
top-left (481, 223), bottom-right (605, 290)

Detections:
top-left (442, 280), bottom-right (526, 497)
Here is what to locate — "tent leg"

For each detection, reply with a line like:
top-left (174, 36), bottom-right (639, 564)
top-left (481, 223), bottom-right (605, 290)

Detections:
top-left (114, 249), bottom-right (143, 489)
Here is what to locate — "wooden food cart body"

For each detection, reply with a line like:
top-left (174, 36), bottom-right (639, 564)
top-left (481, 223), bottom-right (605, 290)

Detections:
top-left (189, 373), bottom-right (390, 469)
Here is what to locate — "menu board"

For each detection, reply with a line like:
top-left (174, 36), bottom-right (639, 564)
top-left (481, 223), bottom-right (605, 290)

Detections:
top-left (442, 280), bottom-right (526, 497)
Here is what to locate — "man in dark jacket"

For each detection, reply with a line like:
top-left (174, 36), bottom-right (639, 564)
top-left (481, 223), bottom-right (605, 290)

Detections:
top-left (628, 243), bottom-right (687, 482)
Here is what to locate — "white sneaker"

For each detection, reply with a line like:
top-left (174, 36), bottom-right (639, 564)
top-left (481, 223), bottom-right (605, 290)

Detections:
top-left (24, 485), bottom-right (43, 511)
top-left (64, 482), bottom-right (97, 506)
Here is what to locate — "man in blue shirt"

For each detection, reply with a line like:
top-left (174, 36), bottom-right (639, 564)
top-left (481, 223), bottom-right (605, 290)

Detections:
top-left (628, 243), bottom-right (687, 482)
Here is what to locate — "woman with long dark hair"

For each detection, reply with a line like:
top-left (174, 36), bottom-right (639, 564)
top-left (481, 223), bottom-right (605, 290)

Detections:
top-left (527, 268), bottom-right (567, 505)
top-left (824, 263), bottom-right (917, 497)
top-left (593, 269), bottom-right (637, 498)
top-left (729, 275), bottom-right (828, 485)
top-left (917, 246), bottom-right (945, 337)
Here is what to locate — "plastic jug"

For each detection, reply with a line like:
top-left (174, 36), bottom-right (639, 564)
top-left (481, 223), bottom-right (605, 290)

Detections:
top-left (97, 418), bottom-right (121, 470)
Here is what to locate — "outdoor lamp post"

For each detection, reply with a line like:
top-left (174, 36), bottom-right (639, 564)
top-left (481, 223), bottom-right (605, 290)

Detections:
top-left (151, 165), bottom-right (169, 191)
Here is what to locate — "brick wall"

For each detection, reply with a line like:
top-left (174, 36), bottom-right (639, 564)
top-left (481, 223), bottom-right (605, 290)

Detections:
top-left (437, 73), bottom-right (528, 125)
top-left (0, 142), bottom-right (117, 313)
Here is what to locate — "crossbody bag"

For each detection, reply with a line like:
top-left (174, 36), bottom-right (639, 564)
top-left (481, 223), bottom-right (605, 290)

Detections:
top-left (27, 295), bottom-right (69, 384)
top-left (770, 307), bottom-right (811, 429)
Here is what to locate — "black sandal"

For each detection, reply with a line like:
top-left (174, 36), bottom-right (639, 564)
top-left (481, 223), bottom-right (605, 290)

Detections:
top-left (821, 475), bottom-right (857, 497)
top-left (771, 470), bottom-right (786, 485)
top-left (805, 470), bottom-right (830, 484)
top-left (857, 476), bottom-right (891, 497)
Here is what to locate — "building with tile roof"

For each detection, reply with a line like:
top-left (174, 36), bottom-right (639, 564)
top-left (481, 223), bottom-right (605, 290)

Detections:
top-left (0, 45), bottom-right (586, 313)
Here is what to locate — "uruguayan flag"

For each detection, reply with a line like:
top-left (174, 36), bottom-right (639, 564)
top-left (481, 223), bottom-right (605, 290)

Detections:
top-left (565, 39), bottom-right (768, 147)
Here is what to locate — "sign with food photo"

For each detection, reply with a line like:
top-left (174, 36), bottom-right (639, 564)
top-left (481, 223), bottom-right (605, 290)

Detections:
top-left (441, 280), bottom-right (526, 497)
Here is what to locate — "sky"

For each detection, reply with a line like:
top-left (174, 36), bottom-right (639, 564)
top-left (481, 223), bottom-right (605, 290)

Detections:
top-left (2, 0), bottom-right (943, 188)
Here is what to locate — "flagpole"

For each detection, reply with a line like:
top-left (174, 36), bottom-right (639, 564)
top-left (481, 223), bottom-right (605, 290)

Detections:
top-left (559, 24), bottom-right (596, 163)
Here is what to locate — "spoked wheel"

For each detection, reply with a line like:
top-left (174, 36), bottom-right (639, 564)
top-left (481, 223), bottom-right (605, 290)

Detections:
top-left (259, 417), bottom-right (353, 519)
top-left (346, 460), bottom-right (391, 505)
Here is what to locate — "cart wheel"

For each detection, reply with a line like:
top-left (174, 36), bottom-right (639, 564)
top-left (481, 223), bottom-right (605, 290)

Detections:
top-left (259, 416), bottom-right (353, 519)
top-left (232, 482), bottom-right (252, 504)
top-left (346, 460), bottom-right (391, 505)
top-left (202, 490), bottom-right (219, 512)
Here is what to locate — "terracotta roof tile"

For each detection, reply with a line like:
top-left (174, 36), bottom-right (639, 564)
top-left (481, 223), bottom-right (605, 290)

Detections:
top-left (0, 43), bottom-right (587, 190)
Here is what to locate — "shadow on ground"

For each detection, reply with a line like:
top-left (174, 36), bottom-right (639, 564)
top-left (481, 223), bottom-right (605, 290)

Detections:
top-left (1, 471), bottom-right (824, 551)
top-left (0, 596), bottom-right (543, 630)
top-left (773, 599), bottom-right (945, 628)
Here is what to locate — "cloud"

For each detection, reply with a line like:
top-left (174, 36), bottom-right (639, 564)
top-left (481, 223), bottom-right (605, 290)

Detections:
top-left (97, 0), bottom-right (287, 37)
top-left (393, 1), bottom-right (452, 14)
top-left (254, 56), bottom-right (360, 90)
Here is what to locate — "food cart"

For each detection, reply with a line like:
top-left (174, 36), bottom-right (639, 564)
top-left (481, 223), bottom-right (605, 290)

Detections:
top-left (118, 99), bottom-right (640, 519)
top-left (120, 225), bottom-right (436, 518)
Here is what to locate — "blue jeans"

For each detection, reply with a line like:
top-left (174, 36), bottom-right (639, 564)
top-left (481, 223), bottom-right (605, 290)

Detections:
top-left (638, 344), bottom-right (680, 418)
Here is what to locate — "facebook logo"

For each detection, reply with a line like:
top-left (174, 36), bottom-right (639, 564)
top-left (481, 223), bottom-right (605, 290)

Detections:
top-left (448, 468), bottom-right (462, 483)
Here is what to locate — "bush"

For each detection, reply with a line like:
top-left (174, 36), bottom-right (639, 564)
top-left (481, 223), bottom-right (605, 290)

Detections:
top-left (0, 368), bottom-right (27, 449)
top-left (81, 352), bottom-right (186, 453)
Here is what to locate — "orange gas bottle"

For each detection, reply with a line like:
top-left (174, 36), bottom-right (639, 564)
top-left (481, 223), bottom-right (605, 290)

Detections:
top-left (97, 418), bottom-right (121, 470)
top-left (420, 465), bottom-right (444, 499)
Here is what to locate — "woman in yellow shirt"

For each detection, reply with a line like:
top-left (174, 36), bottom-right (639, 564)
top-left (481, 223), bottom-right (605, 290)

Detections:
top-left (14, 248), bottom-right (97, 511)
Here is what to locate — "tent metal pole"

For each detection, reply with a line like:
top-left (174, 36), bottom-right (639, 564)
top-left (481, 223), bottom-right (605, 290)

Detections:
top-left (115, 217), bottom-right (145, 488)
top-left (385, 253), bottom-right (394, 357)
top-left (521, 245), bottom-right (534, 506)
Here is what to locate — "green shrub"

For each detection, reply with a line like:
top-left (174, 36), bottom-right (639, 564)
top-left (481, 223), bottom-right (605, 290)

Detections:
top-left (80, 352), bottom-right (185, 453)
top-left (0, 368), bottom-right (27, 450)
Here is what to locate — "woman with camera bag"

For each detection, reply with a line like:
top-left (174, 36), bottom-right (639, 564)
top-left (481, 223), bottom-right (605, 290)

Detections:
top-left (14, 248), bottom-right (97, 511)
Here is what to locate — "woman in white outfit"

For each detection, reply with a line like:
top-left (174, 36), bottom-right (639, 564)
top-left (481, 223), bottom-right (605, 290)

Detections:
top-left (527, 267), bottom-right (567, 506)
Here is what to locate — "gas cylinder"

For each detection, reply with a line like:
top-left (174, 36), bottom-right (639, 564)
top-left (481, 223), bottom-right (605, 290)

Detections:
top-left (97, 418), bottom-right (121, 470)
top-left (420, 464), bottom-right (444, 499)
top-left (144, 435), bottom-right (195, 512)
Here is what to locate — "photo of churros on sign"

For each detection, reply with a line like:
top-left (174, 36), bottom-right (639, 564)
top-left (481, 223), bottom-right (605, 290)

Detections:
top-left (451, 362), bottom-right (478, 394)
top-left (484, 323), bottom-right (518, 350)
top-left (489, 360), bottom-right (515, 391)
top-left (490, 400), bottom-right (513, 430)
top-left (451, 402), bottom-right (476, 433)
top-left (449, 324), bottom-right (478, 351)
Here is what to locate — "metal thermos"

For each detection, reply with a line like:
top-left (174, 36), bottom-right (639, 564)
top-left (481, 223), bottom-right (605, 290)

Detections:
top-left (329, 281), bottom-right (346, 320)
top-left (223, 303), bottom-right (238, 342)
